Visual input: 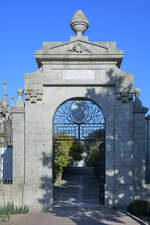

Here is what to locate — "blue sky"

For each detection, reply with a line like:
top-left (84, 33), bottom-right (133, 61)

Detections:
top-left (0, 0), bottom-right (150, 113)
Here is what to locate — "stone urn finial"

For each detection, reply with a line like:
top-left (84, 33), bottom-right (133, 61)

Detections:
top-left (17, 88), bottom-right (24, 98)
top-left (11, 96), bottom-right (14, 108)
top-left (134, 88), bottom-right (140, 99)
top-left (3, 80), bottom-right (7, 99)
top-left (70, 10), bottom-right (89, 36)
top-left (134, 88), bottom-right (142, 107)
top-left (15, 88), bottom-right (24, 107)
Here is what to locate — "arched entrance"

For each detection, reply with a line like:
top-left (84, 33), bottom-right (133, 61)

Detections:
top-left (53, 98), bottom-right (105, 206)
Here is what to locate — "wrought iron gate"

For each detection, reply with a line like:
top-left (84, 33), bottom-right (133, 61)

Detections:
top-left (53, 99), bottom-right (105, 141)
top-left (0, 116), bottom-right (13, 184)
top-left (53, 99), bottom-right (106, 204)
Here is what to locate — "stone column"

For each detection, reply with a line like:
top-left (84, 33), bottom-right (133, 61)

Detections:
top-left (113, 91), bottom-right (134, 208)
top-left (133, 89), bottom-right (148, 197)
top-left (12, 89), bottom-right (25, 184)
top-left (146, 115), bottom-right (150, 183)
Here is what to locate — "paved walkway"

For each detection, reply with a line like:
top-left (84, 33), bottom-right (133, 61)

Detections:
top-left (3, 171), bottom-right (145, 225)
top-left (11, 208), bottom-right (144, 225)
top-left (54, 173), bottom-right (100, 205)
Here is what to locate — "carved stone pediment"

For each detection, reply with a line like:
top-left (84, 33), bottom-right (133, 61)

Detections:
top-left (37, 40), bottom-right (108, 55)
top-left (35, 40), bottom-right (124, 68)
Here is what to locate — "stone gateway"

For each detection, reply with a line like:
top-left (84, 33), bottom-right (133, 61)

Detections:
top-left (0, 10), bottom-right (150, 210)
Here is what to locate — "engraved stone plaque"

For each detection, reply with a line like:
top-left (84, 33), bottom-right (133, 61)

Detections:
top-left (63, 70), bottom-right (94, 80)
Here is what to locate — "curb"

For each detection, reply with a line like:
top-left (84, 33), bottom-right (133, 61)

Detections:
top-left (125, 212), bottom-right (148, 225)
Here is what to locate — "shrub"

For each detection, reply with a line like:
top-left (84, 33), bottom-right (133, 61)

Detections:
top-left (0, 202), bottom-right (29, 221)
top-left (86, 140), bottom-right (105, 176)
top-left (53, 140), bottom-right (72, 180)
top-left (0, 202), bottom-right (29, 222)
top-left (127, 200), bottom-right (149, 216)
top-left (53, 133), bottom-right (84, 180)
top-left (85, 129), bottom-right (105, 176)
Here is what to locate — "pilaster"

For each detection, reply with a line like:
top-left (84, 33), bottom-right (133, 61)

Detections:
top-left (133, 90), bottom-right (148, 197)
top-left (12, 89), bottom-right (25, 184)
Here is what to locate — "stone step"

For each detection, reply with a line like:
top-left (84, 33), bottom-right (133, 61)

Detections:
top-left (53, 202), bottom-right (103, 210)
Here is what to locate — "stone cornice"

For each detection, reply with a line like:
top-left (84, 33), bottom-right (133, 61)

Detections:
top-left (134, 105), bottom-right (148, 114)
top-left (11, 107), bottom-right (25, 113)
top-left (35, 40), bottom-right (124, 68)
top-left (116, 92), bottom-right (133, 103)
top-left (35, 54), bottom-right (123, 68)
top-left (133, 99), bottom-right (148, 114)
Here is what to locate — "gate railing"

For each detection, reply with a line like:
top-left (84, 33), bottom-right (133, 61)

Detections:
top-left (0, 118), bottom-right (13, 184)
top-left (53, 123), bottom-right (105, 141)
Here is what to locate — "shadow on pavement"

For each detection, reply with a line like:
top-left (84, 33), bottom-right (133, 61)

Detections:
top-left (47, 208), bottom-right (142, 225)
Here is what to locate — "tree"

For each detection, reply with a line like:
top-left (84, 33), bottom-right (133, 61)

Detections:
top-left (85, 129), bottom-right (105, 176)
top-left (69, 139), bottom-right (83, 163)
top-left (53, 133), bottom-right (84, 180)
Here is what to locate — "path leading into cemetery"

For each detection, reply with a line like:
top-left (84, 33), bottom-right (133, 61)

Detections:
top-left (0, 171), bottom-right (145, 225)
top-left (54, 173), bottom-right (100, 207)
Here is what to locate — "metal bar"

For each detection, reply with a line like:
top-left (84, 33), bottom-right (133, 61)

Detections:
top-left (53, 122), bottom-right (105, 125)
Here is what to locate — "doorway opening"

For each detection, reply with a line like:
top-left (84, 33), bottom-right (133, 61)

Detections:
top-left (53, 98), bottom-right (105, 206)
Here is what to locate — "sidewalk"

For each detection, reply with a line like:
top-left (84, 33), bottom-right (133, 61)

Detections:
top-left (10, 208), bottom-right (145, 225)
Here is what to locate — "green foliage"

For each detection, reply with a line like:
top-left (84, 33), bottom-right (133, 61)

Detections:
top-left (127, 200), bottom-right (150, 216)
top-left (85, 129), bottom-right (105, 176)
top-left (86, 141), bottom-right (104, 176)
top-left (53, 139), bottom-right (72, 179)
top-left (53, 133), bottom-right (84, 180)
top-left (69, 140), bottom-right (83, 163)
top-left (86, 141), bottom-right (101, 167)
top-left (0, 202), bottom-right (29, 219)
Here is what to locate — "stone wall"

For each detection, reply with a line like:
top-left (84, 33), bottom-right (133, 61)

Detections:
top-left (146, 116), bottom-right (150, 183)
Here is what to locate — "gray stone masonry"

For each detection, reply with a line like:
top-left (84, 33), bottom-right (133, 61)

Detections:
top-left (13, 89), bottom-right (25, 184)
top-left (0, 10), bottom-right (150, 211)
top-left (146, 116), bottom-right (150, 183)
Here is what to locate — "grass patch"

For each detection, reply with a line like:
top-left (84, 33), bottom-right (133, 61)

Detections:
top-left (0, 202), bottom-right (29, 222)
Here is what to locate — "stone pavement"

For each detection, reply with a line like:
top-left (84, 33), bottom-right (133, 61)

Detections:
top-left (54, 173), bottom-right (100, 205)
top-left (14, 208), bottom-right (144, 225)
